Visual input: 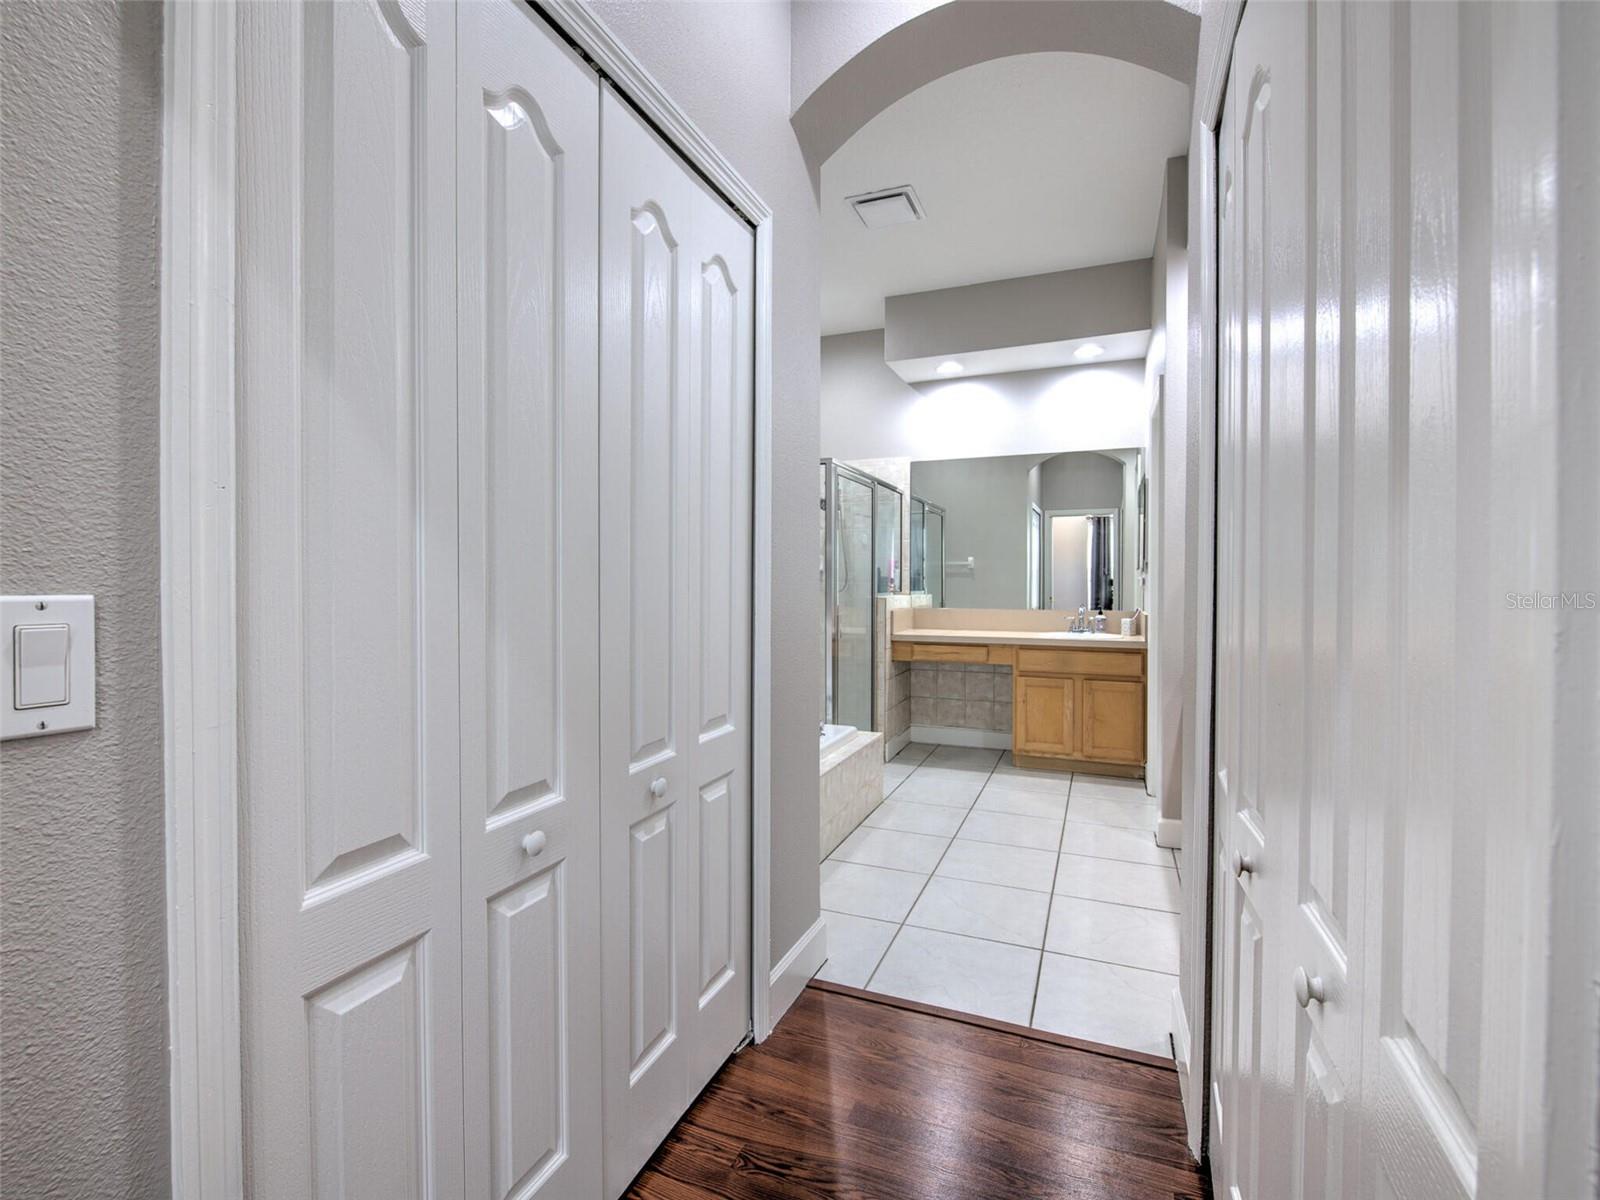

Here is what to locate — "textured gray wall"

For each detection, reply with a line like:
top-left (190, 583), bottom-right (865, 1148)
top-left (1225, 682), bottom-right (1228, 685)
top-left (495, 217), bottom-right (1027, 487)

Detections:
top-left (588, 0), bottom-right (823, 961)
top-left (0, 10), bottom-right (820, 1195)
top-left (0, 3), bottom-right (171, 1197)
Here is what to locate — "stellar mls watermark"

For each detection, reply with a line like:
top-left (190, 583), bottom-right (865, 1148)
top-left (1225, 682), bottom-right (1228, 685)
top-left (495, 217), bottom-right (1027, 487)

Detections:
top-left (1505, 590), bottom-right (1597, 611)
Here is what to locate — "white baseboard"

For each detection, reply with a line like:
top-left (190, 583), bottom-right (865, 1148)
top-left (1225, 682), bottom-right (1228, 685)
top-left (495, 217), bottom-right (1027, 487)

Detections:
top-left (1172, 985), bottom-right (1202, 1160)
top-left (1156, 816), bottom-right (1183, 849)
top-left (1210, 1081), bottom-right (1225, 1188)
top-left (767, 915), bottom-right (827, 1031)
top-left (885, 729), bottom-right (911, 760)
top-left (909, 724), bottom-right (1010, 750)
top-left (1171, 984), bottom-right (1190, 1073)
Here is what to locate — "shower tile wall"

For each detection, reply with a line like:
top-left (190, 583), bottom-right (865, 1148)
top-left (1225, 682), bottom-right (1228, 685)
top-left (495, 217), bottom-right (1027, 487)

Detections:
top-left (908, 663), bottom-right (1014, 735)
top-left (840, 456), bottom-right (911, 577)
top-left (831, 472), bottom-right (875, 730)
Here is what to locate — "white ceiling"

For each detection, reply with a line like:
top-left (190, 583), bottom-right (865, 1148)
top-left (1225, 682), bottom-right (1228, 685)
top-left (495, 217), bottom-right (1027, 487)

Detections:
top-left (821, 51), bottom-right (1191, 336)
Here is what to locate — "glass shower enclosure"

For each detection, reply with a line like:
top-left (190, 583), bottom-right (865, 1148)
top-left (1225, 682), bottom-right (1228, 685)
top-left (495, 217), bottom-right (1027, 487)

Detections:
top-left (909, 495), bottom-right (946, 606)
top-left (821, 460), bottom-right (902, 731)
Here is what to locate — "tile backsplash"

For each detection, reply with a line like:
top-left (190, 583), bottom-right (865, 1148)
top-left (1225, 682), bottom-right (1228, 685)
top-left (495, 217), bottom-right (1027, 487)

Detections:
top-left (908, 662), bottom-right (1014, 734)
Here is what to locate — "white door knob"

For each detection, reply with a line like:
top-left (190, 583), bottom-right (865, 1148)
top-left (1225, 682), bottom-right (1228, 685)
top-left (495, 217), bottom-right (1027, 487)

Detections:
top-left (1232, 850), bottom-right (1255, 877)
top-left (521, 830), bottom-right (547, 857)
top-left (1293, 966), bottom-right (1325, 1008)
top-left (649, 777), bottom-right (668, 799)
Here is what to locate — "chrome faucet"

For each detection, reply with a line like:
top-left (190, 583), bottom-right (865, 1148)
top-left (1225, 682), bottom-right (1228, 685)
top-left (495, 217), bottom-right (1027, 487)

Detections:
top-left (1070, 606), bottom-right (1088, 633)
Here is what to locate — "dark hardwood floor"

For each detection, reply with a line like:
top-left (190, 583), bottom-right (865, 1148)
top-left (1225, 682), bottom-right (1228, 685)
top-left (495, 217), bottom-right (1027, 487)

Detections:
top-left (627, 983), bottom-right (1210, 1199)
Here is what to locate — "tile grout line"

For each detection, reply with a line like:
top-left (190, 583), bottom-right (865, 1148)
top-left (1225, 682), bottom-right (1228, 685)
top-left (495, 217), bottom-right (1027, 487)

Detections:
top-left (843, 822), bottom-right (1178, 870)
top-left (1057, 847), bottom-right (1178, 869)
top-left (1028, 772), bottom-right (1076, 1027)
top-left (838, 754), bottom-right (1173, 992)
top-left (830, 894), bottom-right (1186, 971)
top-left (831, 741), bottom-right (937, 855)
top-left (852, 744), bottom-right (947, 989)
top-left (863, 823), bottom-right (1062, 854)
top-left (1050, 895), bottom-right (1181, 915)
top-left (1037, 950), bottom-right (1182, 980)
top-left (827, 743), bottom-right (939, 990)
top-left (862, 748), bottom-right (1004, 995)
top-left (835, 751), bottom-right (1180, 1046)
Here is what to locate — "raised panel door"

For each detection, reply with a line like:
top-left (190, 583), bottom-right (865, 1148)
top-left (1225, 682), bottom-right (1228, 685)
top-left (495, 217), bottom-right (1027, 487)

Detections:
top-left (235, 2), bottom-right (462, 1194)
top-left (599, 92), bottom-right (692, 1194)
top-left (598, 85), bottom-right (754, 1199)
top-left (684, 205), bottom-right (754, 1098)
top-left (1079, 678), bottom-right (1144, 764)
top-left (1287, 4), bottom-right (1363, 1197)
top-left (1213, 1), bottom-right (1579, 1197)
top-left (456, 4), bottom-right (602, 1197)
top-left (1014, 674), bottom-right (1075, 757)
top-left (1212, 7), bottom-right (1304, 1193)
top-left (1355, 4), bottom-right (1567, 1196)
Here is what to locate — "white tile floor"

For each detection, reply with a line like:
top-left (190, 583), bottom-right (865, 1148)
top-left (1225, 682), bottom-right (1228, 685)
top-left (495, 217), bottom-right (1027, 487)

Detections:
top-left (818, 742), bottom-right (1181, 1057)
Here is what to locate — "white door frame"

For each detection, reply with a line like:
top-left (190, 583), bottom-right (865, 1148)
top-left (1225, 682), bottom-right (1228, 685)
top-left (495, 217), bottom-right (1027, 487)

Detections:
top-left (1178, 0), bottom-right (1241, 1166)
top-left (1041, 506), bottom-right (1119, 612)
top-left (158, 3), bottom-right (778, 1195)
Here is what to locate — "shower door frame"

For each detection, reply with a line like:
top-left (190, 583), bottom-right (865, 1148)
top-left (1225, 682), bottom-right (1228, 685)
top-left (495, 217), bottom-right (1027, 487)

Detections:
top-left (821, 459), bottom-right (898, 730)
top-left (910, 494), bottom-right (946, 606)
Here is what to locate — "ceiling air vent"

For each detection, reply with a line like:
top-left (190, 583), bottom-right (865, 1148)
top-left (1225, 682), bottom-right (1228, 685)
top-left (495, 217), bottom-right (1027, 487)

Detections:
top-left (847, 185), bottom-right (925, 230)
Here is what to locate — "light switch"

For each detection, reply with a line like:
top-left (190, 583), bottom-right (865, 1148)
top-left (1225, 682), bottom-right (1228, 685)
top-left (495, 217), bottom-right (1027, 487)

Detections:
top-left (14, 623), bottom-right (70, 707)
top-left (2, 595), bottom-right (95, 739)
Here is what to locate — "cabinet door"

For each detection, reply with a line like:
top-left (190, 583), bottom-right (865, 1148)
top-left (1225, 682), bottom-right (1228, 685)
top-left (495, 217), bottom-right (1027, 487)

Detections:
top-left (1014, 674), bottom-right (1076, 757)
top-left (598, 84), bottom-right (755, 1199)
top-left (235, 3), bottom-right (463, 1195)
top-left (456, 3), bottom-right (603, 1197)
top-left (1079, 678), bottom-right (1145, 764)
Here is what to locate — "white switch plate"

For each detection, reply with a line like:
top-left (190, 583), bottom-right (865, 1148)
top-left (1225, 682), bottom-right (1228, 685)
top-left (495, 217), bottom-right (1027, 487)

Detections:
top-left (2, 595), bottom-right (96, 740)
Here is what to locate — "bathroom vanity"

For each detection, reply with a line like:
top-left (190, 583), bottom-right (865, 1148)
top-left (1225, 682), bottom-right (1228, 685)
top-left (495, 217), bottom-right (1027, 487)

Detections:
top-left (891, 609), bottom-right (1146, 775)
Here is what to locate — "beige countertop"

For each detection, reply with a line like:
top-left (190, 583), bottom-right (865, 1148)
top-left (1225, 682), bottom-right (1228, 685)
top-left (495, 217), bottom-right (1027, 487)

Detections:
top-left (892, 627), bottom-right (1146, 650)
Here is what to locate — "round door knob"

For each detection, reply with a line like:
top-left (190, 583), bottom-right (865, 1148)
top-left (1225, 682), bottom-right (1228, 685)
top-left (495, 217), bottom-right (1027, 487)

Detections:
top-left (1293, 966), bottom-right (1326, 1008)
top-left (1232, 851), bottom-right (1255, 877)
top-left (649, 777), bottom-right (668, 799)
top-left (521, 830), bottom-right (547, 858)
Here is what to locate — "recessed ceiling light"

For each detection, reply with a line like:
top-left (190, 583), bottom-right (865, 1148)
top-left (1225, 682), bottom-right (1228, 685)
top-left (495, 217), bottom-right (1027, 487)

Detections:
top-left (1074, 343), bottom-right (1106, 361)
top-left (935, 360), bottom-right (964, 376)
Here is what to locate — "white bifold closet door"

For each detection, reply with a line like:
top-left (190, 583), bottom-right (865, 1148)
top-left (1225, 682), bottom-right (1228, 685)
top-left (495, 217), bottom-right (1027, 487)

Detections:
top-left (456, 4), bottom-right (603, 1199)
top-left (235, 1), bottom-right (464, 1196)
top-left (235, 4), bottom-right (753, 1197)
top-left (1212, 3), bottom-right (1580, 1199)
top-left (598, 86), bottom-right (755, 1197)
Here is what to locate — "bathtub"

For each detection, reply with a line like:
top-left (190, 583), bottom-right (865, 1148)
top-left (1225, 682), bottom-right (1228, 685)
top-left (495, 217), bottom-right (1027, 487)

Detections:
top-left (819, 723), bottom-right (857, 754)
top-left (819, 725), bottom-right (884, 859)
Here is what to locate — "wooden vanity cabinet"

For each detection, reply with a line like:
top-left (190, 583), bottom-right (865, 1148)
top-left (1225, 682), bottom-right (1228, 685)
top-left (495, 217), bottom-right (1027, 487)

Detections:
top-left (892, 637), bottom-right (1146, 773)
top-left (1008, 649), bottom-right (1145, 773)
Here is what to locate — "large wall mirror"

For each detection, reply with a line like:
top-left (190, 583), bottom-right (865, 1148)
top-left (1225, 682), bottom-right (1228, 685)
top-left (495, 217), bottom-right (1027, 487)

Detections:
top-left (908, 449), bottom-right (1143, 611)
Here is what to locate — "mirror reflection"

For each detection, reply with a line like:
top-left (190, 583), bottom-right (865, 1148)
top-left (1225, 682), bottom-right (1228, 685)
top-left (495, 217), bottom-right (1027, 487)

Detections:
top-left (907, 449), bottom-right (1143, 612)
top-left (820, 449), bottom-right (1144, 729)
